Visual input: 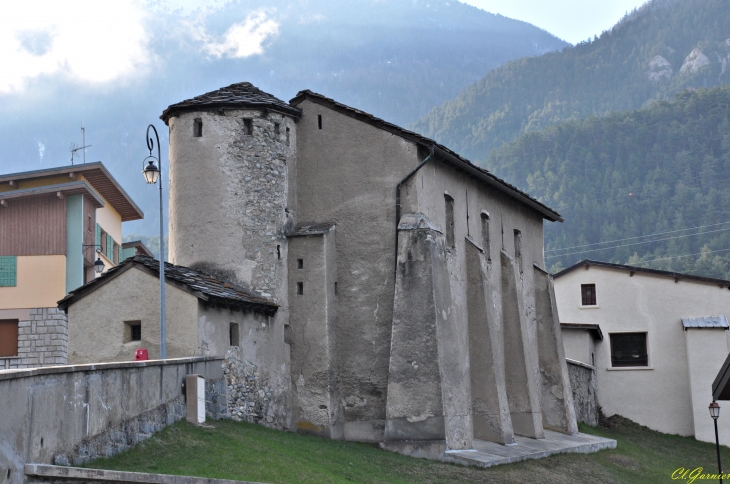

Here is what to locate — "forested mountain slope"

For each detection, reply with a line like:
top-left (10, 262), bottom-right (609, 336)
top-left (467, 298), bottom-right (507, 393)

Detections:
top-left (413, 0), bottom-right (730, 162)
top-left (488, 85), bottom-right (730, 278)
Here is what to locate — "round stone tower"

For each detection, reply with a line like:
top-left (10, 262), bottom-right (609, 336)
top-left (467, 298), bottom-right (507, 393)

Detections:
top-left (162, 82), bottom-right (301, 304)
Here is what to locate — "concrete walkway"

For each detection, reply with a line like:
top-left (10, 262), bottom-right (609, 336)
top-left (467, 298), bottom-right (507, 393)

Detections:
top-left (443, 431), bottom-right (616, 468)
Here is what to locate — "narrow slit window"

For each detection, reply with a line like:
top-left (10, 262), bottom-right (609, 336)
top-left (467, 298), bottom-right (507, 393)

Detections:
top-left (193, 118), bottom-right (203, 137)
top-left (297, 258), bottom-right (303, 269)
top-left (297, 282), bottom-right (304, 295)
top-left (274, 123), bottom-right (280, 137)
top-left (286, 127), bottom-right (291, 145)
top-left (334, 282), bottom-right (338, 295)
top-left (581, 284), bottom-right (597, 306)
top-left (481, 213), bottom-right (490, 260)
top-left (243, 118), bottom-right (253, 136)
top-left (277, 245), bottom-right (281, 260)
top-left (318, 114), bottom-right (322, 129)
top-left (513, 229), bottom-right (522, 272)
top-left (229, 323), bottom-right (240, 347)
top-left (444, 194), bottom-right (455, 248)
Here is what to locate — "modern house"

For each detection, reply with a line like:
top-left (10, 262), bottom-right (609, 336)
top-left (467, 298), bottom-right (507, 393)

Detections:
top-left (554, 259), bottom-right (730, 444)
top-left (0, 162), bottom-right (143, 369)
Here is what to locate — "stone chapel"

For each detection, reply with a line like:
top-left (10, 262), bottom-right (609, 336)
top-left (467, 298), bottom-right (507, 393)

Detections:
top-left (161, 82), bottom-right (577, 456)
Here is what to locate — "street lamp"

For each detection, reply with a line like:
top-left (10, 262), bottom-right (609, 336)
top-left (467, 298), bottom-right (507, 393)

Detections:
top-left (142, 124), bottom-right (167, 360)
top-left (710, 401), bottom-right (723, 483)
top-left (94, 257), bottom-right (105, 274)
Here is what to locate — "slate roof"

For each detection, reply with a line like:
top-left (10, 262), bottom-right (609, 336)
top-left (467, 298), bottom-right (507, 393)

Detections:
top-left (58, 255), bottom-right (278, 316)
top-left (161, 82), bottom-right (302, 123)
top-left (554, 259), bottom-right (730, 289)
top-left (682, 316), bottom-right (729, 330)
top-left (290, 90), bottom-right (563, 222)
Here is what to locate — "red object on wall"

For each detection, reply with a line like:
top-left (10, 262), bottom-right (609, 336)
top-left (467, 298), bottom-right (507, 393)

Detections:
top-left (135, 348), bottom-right (149, 361)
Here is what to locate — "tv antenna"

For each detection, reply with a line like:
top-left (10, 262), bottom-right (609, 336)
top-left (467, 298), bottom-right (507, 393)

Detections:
top-left (70, 127), bottom-right (91, 165)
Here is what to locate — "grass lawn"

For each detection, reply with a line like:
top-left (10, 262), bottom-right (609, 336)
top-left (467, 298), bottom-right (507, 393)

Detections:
top-left (86, 416), bottom-right (730, 483)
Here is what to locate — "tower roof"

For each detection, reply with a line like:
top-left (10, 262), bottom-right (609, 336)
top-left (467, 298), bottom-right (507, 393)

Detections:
top-left (161, 82), bottom-right (302, 124)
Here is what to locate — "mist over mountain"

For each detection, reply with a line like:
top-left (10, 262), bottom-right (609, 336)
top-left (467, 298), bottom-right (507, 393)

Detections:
top-left (0, 0), bottom-right (566, 234)
top-left (412, 0), bottom-right (730, 162)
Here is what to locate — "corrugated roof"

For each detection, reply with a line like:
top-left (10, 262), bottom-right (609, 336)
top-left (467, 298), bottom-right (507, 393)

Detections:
top-left (290, 89), bottom-right (563, 222)
top-left (682, 316), bottom-right (729, 329)
top-left (161, 82), bottom-right (302, 123)
top-left (58, 255), bottom-right (278, 316)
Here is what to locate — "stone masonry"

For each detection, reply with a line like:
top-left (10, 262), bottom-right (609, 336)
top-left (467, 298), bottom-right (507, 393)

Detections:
top-left (1, 307), bottom-right (67, 370)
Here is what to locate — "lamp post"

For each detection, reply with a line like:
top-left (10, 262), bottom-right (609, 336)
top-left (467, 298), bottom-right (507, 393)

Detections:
top-left (710, 401), bottom-right (723, 483)
top-left (143, 124), bottom-right (167, 360)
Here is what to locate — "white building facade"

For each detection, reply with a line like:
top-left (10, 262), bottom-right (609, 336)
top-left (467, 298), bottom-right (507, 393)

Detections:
top-left (554, 260), bottom-right (730, 444)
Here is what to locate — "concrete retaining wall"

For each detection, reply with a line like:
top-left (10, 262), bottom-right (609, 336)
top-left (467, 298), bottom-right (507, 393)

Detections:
top-left (24, 464), bottom-right (264, 484)
top-left (0, 357), bottom-right (224, 484)
top-left (566, 359), bottom-right (598, 427)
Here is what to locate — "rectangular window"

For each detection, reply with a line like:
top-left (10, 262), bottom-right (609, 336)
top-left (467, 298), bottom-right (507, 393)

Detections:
top-left (444, 194), bottom-right (455, 248)
top-left (317, 114), bottom-right (322, 129)
top-left (0, 256), bottom-right (17, 287)
top-left (243, 118), bottom-right (253, 136)
top-left (113, 242), bottom-right (119, 264)
top-left (229, 323), bottom-right (240, 347)
top-left (610, 333), bottom-right (648, 367)
top-left (581, 284), bottom-right (597, 306)
top-left (513, 229), bottom-right (522, 272)
top-left (274, 123), bottom-right (280, 137)
top-left (481, 213), bottom-right (490, 260)
top-left (106, 234), bottom-right (114, 261)
top-left (286, 127), bottom-right (290, 145)
top-left (0, 319), bottom-right (18, 357)
top-left (297, 282), bottom-right (303, 295)
top-left (193, 118), bottom-right (203, 137)
top-left (297, 258), bottom-right (303, 269)
top-left (99, 228), bottom-right (107, 255)
top-left (124, 321), bottom-right (141, 343)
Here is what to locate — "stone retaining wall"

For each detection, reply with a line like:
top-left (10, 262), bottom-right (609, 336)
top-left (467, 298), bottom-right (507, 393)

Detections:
top-left (0, 357), bottom-right (223, 484)
top-left (566, 359), bottom-right (598, 426)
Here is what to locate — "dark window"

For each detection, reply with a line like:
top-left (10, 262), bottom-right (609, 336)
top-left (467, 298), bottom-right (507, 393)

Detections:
top-left (334, 282), bottom-right (338, 295)
top-left (297, 258), bottom-right (303, 269)
top-left (444, 194), bottom-right (455, 248)
top-left (0, 319), bottom-right (19, 357)
top-left (610, 333), bottom-right (648, 367)
top-left (318, 114), bottom-right (322, 129)
top-left (193, 118), bottom-right (203, 137)
top-left (513, 229), bottom-right (522, 272)
top-left (274, 123), bottom-right (280, 137)
top-left (481, 213), bottom-right (490, 260)
top-left (286, 127), bottom-right (290, 145)
top-left (277, 245), bottom-right (281, 260)
top-left (243, 118), bottom-right (253, 136)
top-left (297, 282), bottom-right (303, 295)
top-left (124, 321), bottom-right (141, 343)
top-left (229, 323), bottom-right (240, 347)
top-left (581, 284), bottom-right (597, 306)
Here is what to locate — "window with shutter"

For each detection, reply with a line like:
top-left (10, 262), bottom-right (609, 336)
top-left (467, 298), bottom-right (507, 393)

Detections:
top-left (0, 256), bottom-right (17, 287)
top-left (96, 224), bottom-right (101, 249)
top-left (106, 234), bottom-right (113, 260)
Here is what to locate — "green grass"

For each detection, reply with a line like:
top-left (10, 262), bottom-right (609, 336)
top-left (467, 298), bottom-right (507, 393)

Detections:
top-left (86, 417), bottom-right (730, 483)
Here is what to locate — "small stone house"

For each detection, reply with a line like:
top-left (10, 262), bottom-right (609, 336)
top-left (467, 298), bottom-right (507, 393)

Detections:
top-left (58, 255), bottom-right (278, 365)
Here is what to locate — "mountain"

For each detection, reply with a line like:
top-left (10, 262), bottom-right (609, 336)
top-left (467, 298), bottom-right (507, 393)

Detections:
top-left (488, 84), bottom-right (730, 279)
top-left (412, 0), bottom-right (730, 162)
top-left (0, 0), bottom-right (567, 234)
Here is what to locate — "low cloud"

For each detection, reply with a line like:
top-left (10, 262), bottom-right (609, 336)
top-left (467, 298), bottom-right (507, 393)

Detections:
top-left (204, 10), bottom-right (279, 59)
top-left (0, 0), bottom-right (149, 92)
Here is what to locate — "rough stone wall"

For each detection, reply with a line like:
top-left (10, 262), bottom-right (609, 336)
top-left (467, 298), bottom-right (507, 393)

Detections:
top-left (52, 397), bottom-right (186, 466)
top-left (567, 359), bottom-right (598, 427)
top-left (205, 378), bottom-right (228, 420)
top-left (1, 307), bottom-right (67, 370)
top-left (223, 348), bottom-right (287, 428)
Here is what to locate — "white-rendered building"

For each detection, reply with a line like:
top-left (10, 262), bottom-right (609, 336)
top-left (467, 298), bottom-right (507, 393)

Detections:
top-left (554, 259), bottom-right (730, 444)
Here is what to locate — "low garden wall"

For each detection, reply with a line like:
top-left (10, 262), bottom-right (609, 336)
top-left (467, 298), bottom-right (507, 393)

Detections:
top-left (0, 357), bottom-right (225, 484)
top-left (566, 358), bottom-right (598, 426)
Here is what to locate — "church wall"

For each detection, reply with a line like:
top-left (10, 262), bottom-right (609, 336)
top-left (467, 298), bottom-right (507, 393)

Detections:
top-left (293, 99), bottom-right (421, 442)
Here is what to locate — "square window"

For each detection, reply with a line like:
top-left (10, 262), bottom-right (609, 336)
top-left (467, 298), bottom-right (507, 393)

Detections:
top-left (610, 333), bottom-right (648, 367)
top-left (581, 284), bottom-right (596, 306)
top-left (0, 319), bottom-right (19, 357)
top-left (124, 321), bottom-right (142, 343)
